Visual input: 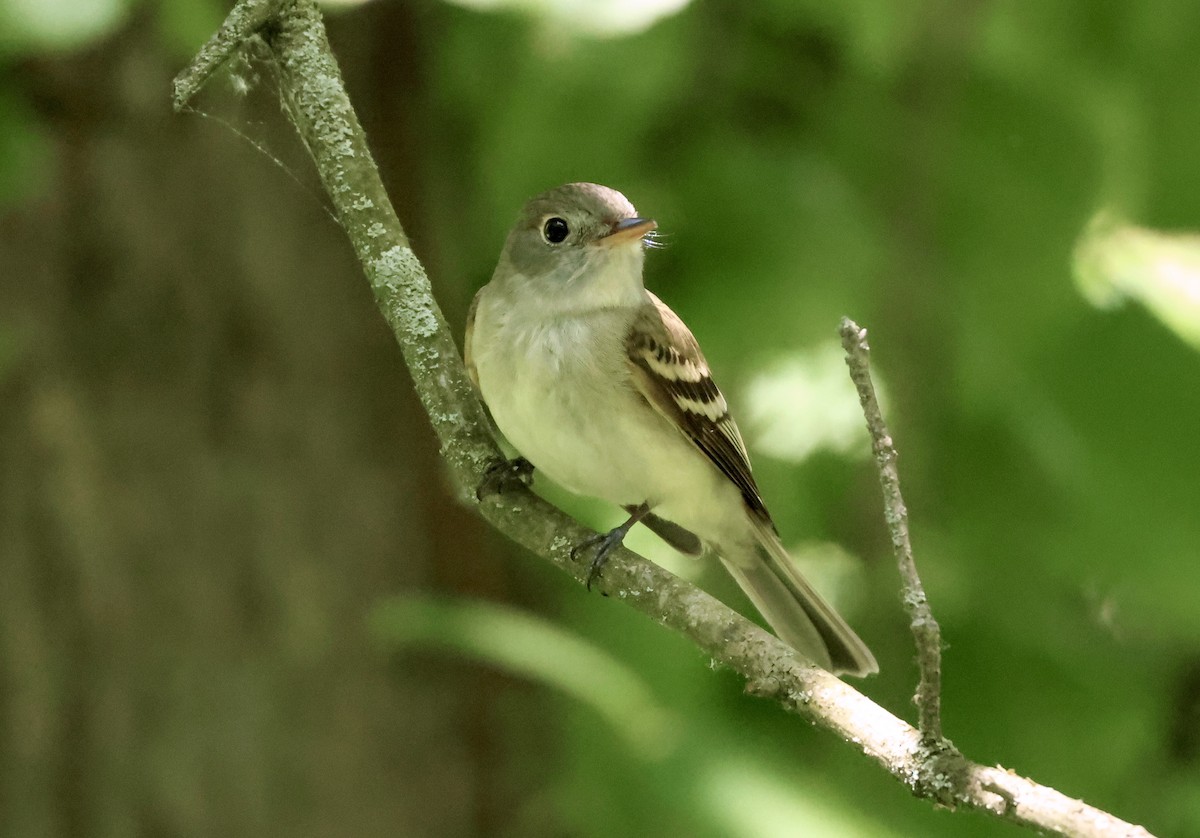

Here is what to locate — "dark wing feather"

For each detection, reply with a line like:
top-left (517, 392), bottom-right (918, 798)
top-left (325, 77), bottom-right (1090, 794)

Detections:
top-left (626, 294), bottom-right (772, 524)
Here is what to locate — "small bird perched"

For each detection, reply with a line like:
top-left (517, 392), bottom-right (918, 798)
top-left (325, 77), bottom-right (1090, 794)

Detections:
top-left (465, 183), bottom-right (877, 677)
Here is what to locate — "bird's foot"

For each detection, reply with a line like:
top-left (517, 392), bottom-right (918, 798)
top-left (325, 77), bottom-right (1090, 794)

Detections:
top-left (475, 456), bottom-right (535, 501)
top-left (571, 528), bottom-right (629, 591)
top-left (570, 502), bottom-right (651, 591)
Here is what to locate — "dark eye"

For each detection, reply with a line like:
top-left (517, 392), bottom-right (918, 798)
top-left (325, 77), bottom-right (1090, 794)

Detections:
top-left (542, 217), bottom-right (569, 244)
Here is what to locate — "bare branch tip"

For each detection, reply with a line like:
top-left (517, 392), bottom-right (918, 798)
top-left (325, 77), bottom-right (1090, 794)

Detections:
top-left (837, 318), bottom-right (871, 366)
top-left (838, 315), bottom-right (864, 339)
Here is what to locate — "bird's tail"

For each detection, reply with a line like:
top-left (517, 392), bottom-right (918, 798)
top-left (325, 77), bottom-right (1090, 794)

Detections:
top-left (719, 520), bottom-right (878, 677)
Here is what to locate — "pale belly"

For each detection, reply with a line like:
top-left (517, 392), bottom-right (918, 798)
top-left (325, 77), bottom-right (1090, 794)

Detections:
top-left (472, 306), bottom-right (746, 543)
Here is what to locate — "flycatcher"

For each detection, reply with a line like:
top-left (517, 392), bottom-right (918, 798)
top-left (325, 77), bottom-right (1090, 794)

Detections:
top-left (465, 182), bottom-right (877, 676)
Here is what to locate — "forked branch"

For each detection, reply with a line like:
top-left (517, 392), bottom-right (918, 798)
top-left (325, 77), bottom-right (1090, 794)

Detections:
top-left (172, 3), bottom-right (1154, 835)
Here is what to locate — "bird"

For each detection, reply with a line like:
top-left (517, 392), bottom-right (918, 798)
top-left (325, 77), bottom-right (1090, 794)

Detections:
top-left (464, 182), bottom-right (877, 677)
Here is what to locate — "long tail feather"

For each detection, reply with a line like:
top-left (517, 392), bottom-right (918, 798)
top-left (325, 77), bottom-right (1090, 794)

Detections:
top-left (720, 522), bottom-right (878, 677)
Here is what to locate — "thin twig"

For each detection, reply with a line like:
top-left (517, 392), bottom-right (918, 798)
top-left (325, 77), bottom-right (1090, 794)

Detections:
top-left (172, 5), bottom-right (1155, 835)
top-left (172, 0), bottom-right (295, 112)
top-left (839, 318), bottom-right (944, 742)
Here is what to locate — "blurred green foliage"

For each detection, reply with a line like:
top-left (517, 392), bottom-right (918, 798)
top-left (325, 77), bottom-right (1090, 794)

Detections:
top-left (0, 0), bottom-right (130, 55)
top-left (1, 0), bottom-right (1198, 836)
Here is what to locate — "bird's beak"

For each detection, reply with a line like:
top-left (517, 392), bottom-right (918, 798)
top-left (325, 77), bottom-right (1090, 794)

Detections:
top-left (599, 217), bottom-right (657, 246)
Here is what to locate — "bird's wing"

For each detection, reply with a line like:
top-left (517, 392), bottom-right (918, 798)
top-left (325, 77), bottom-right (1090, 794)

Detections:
top-left (625, 293), bottom-right (771, 524)
top-left (627, 296), bottom-right (876, 676)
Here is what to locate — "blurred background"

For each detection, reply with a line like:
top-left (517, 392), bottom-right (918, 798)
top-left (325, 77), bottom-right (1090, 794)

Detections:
top-left (2, 0), bottom-right (1199, 835)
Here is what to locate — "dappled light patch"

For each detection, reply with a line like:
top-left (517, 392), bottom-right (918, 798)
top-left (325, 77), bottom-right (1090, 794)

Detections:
top-left (1074, 213), bottom-right (1200, 351)
top-left (741, 341), bottom-right (882, 464)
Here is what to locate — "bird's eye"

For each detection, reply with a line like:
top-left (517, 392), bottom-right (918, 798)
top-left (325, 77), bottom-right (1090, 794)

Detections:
top-left (542, 217), bottom-right (570, 244)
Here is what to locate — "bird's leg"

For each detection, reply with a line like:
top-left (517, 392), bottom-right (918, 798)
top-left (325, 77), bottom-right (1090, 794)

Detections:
top-left (571, 502), bottom-right (652, 591)
top-left (475, 456), bottom-right (535, 501)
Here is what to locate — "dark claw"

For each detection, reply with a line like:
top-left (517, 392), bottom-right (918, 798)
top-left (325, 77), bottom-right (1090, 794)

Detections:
top-left (568, 503), bottom-right (652, 592)
top-left (475, 456), bottom-right (534, 501)
top-left (571, 527), bottom-right (630, 592)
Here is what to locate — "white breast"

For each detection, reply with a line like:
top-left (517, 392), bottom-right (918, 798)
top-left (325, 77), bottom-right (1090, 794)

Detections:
top-left (474, 302), bottom-right (637, 497)
top-left (472, 295), bottom-right (737, 532)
